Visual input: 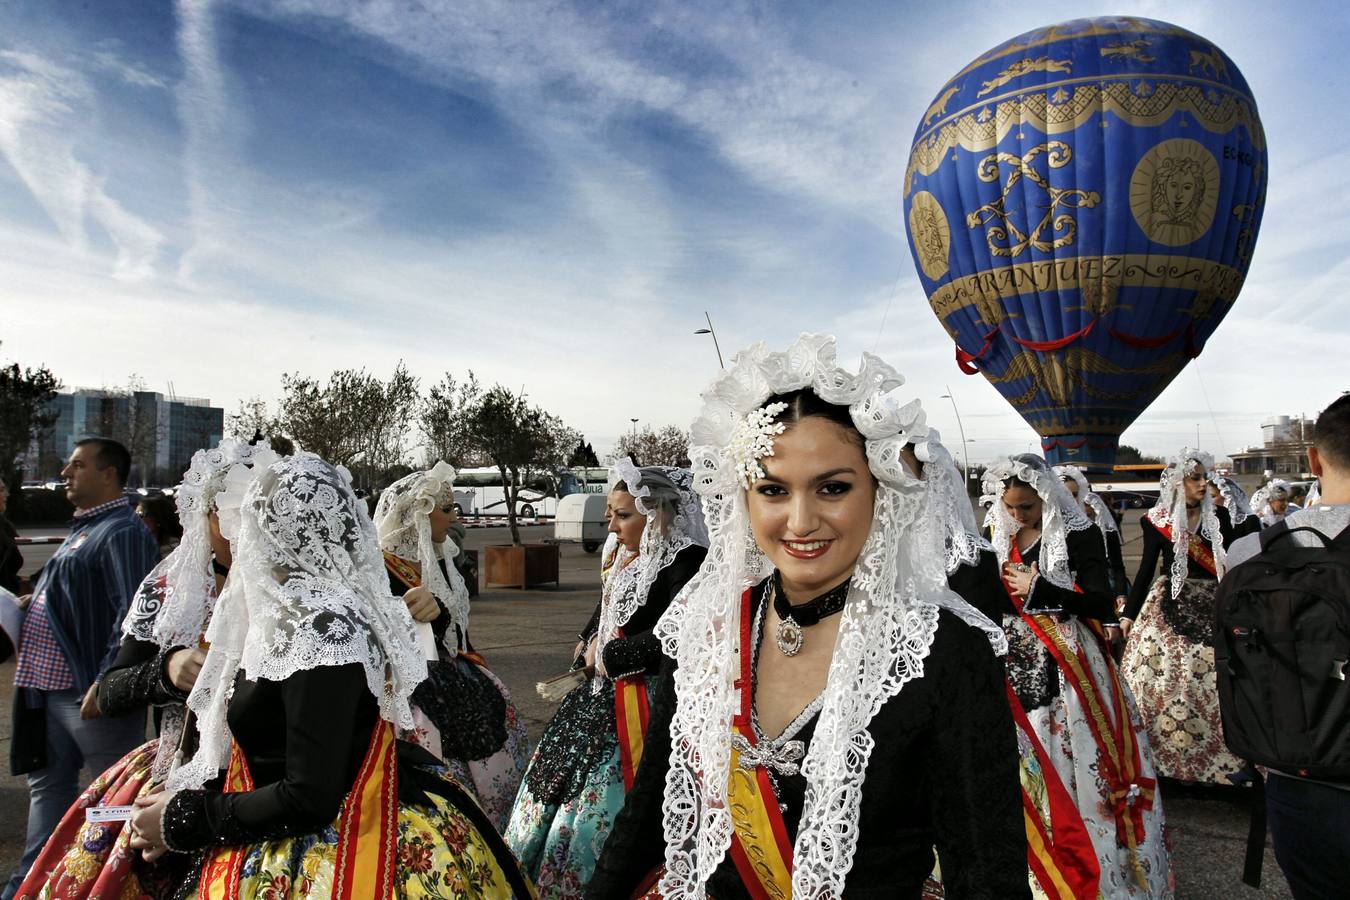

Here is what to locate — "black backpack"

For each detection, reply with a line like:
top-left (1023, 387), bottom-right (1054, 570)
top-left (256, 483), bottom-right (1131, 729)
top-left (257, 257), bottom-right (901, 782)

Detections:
top-left (1214, 521), bottom-right (1350, 779)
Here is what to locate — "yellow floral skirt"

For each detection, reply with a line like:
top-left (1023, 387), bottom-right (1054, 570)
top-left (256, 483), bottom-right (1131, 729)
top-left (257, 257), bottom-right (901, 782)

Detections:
top-left (185, 782), bottom-right (534, 899)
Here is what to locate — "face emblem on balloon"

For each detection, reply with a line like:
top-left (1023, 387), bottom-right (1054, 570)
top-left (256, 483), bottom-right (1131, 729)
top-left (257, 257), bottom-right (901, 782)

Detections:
top-left (1130, 138), bottom-right (1220, 246)
top-left (908, 191), bottom-right (951, 280)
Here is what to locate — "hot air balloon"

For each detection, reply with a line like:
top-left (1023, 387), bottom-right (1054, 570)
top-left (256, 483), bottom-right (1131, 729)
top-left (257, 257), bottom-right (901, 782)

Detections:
top-left (904, 17), bottom-right (1265, 471)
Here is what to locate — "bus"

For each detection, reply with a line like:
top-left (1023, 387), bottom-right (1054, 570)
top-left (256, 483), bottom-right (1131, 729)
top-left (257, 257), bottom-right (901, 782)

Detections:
top-left (450, 466), bottom-right (611, 519)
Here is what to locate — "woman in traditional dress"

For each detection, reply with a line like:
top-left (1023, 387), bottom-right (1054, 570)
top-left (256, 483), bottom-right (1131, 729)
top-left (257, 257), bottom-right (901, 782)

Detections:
top-left (506, 458), bottom-right (707, 898)
top-left (1120, 449), bottom-right (1247, 786)
top-left (15, 439), bottom-right (275, 900)
top-left (126, 453), bottom-right (532, 899)
top-left (984, 454), bottom-right (1171, 899)
top-left (1250, 478), bottom-right (1294, 528)
top-left (588, 335), bottom-right (1028, 899)
top-left (1055, 464), bottom-right (1129, 614)
top-left (372, 461), bottom-right (529, 829)
top-left (1209, 475), bottom-right (1260, 540)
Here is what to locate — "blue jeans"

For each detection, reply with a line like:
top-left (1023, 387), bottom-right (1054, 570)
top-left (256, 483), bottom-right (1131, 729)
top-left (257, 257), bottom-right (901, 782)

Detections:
top-left (1, 688), bottom-right (147, 899)
top-left (1265, 772), bottom-right (1350, 900)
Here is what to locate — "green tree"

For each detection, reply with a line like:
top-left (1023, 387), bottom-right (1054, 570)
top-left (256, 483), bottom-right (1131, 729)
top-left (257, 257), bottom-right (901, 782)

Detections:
top-left (0, 358), bottom-right (61, 505)
top-left (467, 385), bottom-right (575, 545)
top-left (419, 372), bottom-right (483, 468)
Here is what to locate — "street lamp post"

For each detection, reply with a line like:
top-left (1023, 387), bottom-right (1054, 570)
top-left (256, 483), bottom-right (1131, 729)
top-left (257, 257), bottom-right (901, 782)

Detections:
top-left (939, 386), bottom-right (971, 484)
top-left (693, 310), bottom-right (725, 369)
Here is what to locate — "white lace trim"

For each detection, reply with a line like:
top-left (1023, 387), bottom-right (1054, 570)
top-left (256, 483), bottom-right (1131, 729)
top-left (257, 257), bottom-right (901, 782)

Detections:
top-left (981, 455), bottom-right (1093, 590)
top-left (654, 333), bottom-right (1001, 899)
top-left (1144, 448), bottom-right (1226, 599)
top-left (1250, 478), bottom-right (1292, 522)
top-left (1212, 475), bottom-right (1254, 525)
top-left (1053, 464), bottom-right (1120, 562)
top-left (373, 461), bottom-right (471, 652)
top-left (168, 453), bottom-right (425, 792)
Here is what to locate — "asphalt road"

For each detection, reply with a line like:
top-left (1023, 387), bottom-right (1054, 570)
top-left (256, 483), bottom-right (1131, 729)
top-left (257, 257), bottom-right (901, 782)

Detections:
top-left (1, 521), bottom-right (1294, 897)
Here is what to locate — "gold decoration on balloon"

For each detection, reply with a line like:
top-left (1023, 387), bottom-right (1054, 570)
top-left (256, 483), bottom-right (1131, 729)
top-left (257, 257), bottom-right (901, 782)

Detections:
top-left (922, 86), bottom-right (961, 127)
top-left (988, 348), bottom-right (1185, 408)
top-left (906, 80), bottom-right (1264, 197)
top-left (976, 56), bottom-right (1073, 98)
top-left (1100, 39), bottom-right (1156, 63)
top-left (908, 191), bottom-right (951, 280)
top-left (1188, 46), bottom-right (1230, 82)
top-left (966, 142), bottom-right (1100, 258)
top-left (1129, 139), bottom-right (1220, 247)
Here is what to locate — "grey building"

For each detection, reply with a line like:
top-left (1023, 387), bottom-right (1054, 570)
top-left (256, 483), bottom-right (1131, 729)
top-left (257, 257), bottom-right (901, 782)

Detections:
top-left (1228, 414), bottom-right (1313, 479)
top-left (27, 389), bottom-right (224, 486)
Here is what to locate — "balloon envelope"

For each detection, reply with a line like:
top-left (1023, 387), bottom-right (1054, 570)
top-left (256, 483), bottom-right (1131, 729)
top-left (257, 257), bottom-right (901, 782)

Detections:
top-left (904, 17), bottom-right (1265, 471)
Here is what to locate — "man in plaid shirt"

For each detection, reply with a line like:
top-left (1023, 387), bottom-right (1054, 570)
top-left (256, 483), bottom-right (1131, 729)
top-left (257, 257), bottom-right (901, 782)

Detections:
top-left (3, 439), bottom-right (159, 898)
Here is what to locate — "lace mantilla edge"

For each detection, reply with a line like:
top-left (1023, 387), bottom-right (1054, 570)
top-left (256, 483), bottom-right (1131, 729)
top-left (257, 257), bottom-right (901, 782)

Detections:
top-left (654, 333), bottom-right (1000, 899)
top-left (982, 454), bottom-right (1093, 591)
top-left (1146, 448), bottom-right (1226, 599)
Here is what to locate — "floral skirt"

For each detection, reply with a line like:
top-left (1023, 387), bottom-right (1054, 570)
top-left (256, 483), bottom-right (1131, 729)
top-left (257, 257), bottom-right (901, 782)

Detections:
top-left (1123, 576), bottom-right (1246, 785)
top-left (1006, 614), bottom-right (1173, 899)
top-left (16, 739), bottom-right (190, 900)
top-left (182, 769), bottom-right (534, 899)
top-left (407, 657), bottom-right (531, 832)
top-left (504, 682), bottom-right (627, 900)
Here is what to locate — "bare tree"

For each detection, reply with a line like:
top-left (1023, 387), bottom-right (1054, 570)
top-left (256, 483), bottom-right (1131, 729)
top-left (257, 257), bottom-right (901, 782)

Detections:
top-left (88, 375), bottom-right (166, 486)
top-left (611, 424), bottom-right (690, 468)
top-left (419, 372), bottom-right (483, 468)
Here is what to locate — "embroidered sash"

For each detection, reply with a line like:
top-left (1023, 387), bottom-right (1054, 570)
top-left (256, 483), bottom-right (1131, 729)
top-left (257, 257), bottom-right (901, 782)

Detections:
top-left (1004, 543), bottom-right (1155, 890)
top-left (1151, 520), bottom-right (1219, 577)
top-left (725, 589), bottom-right (795, 900)
top-left (384, 552), bottom-right (421, 590)
top-left (198, 721), bottom-right (401, 900)
top-left (613, 627), bottom-right (652, 792)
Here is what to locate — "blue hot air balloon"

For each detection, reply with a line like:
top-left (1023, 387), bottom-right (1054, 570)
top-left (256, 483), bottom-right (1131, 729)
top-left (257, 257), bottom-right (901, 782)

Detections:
top-left (904, 17), bottom-right (1265, 471)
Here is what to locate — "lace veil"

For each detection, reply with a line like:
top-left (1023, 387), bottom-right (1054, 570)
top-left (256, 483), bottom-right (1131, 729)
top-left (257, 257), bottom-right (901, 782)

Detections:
top-left (169, 453), bottom-right (425, 792)
top-left (1251, 478), bottom-right (1292, 523)
top-left (122, 439), bottom-right (276, 649)
top-left (1054, 464), bottom-right (1119, 560)
top-left (594, 457), bottom-right (707, 678)
top-left (373, 461), bottom-right (471, 652)
top-left (654, 333), bottom-right (1002, 899)
top-left (925, 436), bottom-right (989, 575)
top-left (1211, 475), bottom-right (1255, 525)
top-left (1144, 448), bottom-right (1226, 598)
top-left (981, 455), bottom-right (1094, 590)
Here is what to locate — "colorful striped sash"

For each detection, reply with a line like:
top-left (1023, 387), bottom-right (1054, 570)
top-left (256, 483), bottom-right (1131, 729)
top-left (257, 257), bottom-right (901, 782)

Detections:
top-left (725, 589), bottom-right (795, 900)
top-left (613, 629), bottom-right (652, 792)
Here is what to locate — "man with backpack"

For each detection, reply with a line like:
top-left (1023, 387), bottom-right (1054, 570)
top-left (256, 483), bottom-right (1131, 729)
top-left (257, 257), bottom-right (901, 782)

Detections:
top-left (1220, 392), bottom-right (1350, 899)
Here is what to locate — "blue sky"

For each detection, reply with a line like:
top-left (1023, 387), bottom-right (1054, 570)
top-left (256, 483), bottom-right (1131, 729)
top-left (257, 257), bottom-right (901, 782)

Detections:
top-left (2, 0), bottom-right (1346, 462)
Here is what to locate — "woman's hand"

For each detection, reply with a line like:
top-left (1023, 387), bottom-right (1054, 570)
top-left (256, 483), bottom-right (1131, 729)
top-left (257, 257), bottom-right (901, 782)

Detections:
top-left (1118, 617), bottom-right (1134, 639)
top-left (583, 636), bottom-right (598, 671)
top-left (1002, 561), bottom-right (1039, 599)
top-left (403, 585), bottom-right (440, 623)
top-left (129, 788), bottom-right (174, 861)
top-left (165, 648), bottom-right (207, 693)
top-left (80, 683), bottom-right (101, 720)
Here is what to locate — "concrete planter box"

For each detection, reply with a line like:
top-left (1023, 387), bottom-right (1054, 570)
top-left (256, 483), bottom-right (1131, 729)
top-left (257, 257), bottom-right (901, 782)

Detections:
top-left (483, 543), bottom-right (560, 589)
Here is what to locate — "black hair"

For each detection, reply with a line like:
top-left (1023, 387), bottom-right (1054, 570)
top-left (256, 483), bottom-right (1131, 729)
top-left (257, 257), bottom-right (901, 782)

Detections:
top-left (75, 437), bottom-right (132, 487)
top-left (1314, 393), bottom-right (1350, 469)
top-left (765, 388), bottom-right (862, 445)
top-left (137, 494), bottom-right (182, 543)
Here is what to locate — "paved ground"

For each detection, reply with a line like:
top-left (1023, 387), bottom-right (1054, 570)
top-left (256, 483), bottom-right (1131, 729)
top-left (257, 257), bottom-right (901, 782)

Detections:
top-left (1, 520), bottom-right (1293, 897)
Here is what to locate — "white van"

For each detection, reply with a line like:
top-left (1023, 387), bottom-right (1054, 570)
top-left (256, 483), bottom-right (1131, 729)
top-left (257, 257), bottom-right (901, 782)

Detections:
top-left (554, 493), bottom-right (609, 552)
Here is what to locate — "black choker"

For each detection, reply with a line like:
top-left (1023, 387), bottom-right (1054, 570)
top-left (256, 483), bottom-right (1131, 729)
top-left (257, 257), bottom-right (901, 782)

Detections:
top-left (770, 572), bottom-right (851, 657)
top-left (212, 559), bottom-right (230, 577)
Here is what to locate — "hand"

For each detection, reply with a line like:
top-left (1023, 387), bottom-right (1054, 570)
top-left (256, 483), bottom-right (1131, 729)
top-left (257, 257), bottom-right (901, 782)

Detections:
top-left (595, 645), bottom-right (609, 679)
top-left (1003, 561), bottom-right (1039, 599)
top-left (17, 593), bottom-right (32, 610)
top-left (1118, 617), bottom-right (1134, 639)
top-left (80, 682), bottom-right (101, 719)
top-left (129, 788), bottom-right (173, 861)
top-left (165, 648), bottom-right (207, 693)
top-left (583, 637), bottom-right (598, 671)
top-left (403, 585), bottom-right (440, 623)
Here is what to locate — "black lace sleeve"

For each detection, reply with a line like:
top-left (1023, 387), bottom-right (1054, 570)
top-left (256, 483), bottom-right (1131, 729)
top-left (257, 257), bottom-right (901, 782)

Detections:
top-left (162, 664), bottom-right (372, 852)
top-left (1026, 525), bottom-right (1117, 622)
top-left (927, 619), bottom-right (1032, 899)
top-left (1105, 529), bottom-right (1128, 599)
top-left (586, 658), bottom-right (677, 899)
top-left (97, 637), bottom-right (187, 717)
top-left (947, 548), bottom-right (1013, 619)
top-left (1123, 516), bottom-right (1164, 621)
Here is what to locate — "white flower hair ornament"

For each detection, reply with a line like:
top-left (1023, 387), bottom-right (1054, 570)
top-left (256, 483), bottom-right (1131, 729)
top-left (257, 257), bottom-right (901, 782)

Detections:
top-left (1146, 447), bottom-right (1225, 597)
top-left (655, 333), bottom-right (1002, 900)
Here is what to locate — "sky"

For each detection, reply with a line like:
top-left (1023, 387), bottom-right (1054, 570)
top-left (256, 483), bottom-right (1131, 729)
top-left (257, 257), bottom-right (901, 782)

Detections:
top-left (2, 0), bottom-right (1346, 465)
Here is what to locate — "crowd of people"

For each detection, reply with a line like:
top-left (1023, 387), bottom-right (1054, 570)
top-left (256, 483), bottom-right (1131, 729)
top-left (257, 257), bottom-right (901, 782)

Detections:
top-left (0, 333), bottom-right (1344, 900)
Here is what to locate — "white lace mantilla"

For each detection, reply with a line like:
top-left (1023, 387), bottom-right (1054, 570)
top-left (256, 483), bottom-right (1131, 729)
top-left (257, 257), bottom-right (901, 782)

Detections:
top-left (1212, 475), bottom-right (1255, 525)
top-left (1250, 478), bottom-right (1292, 524)
top-left (981, 455), bottom-right (1093, 590)
top-left (373, 461), bottom-right (472, 653)
top-left (654, 333), bottom-right (1002, 899)
top-left (1145, 448), bottom-right (1226, 598)
top-left (169, 453), bottom-right (425, 792)
top-left (1053, 464), bottom-right (1119, 563)
top-left (594, 458), bottom-right (708, 685)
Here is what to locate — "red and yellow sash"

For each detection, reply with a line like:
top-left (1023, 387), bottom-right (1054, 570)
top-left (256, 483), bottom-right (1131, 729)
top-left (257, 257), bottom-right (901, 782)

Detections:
top-left (384, 552), bottom-right (421, 590)
top-left (612, 626), bottom-right (652, 792)
top-left (199, 721), bottom-right (401, 900)
top-left (1150, 521), bottom-right (1218, 576)
top-left (1003, 543), bottom-right (1155, 890)
top-left (724, 589), bottom-right (795, 900)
